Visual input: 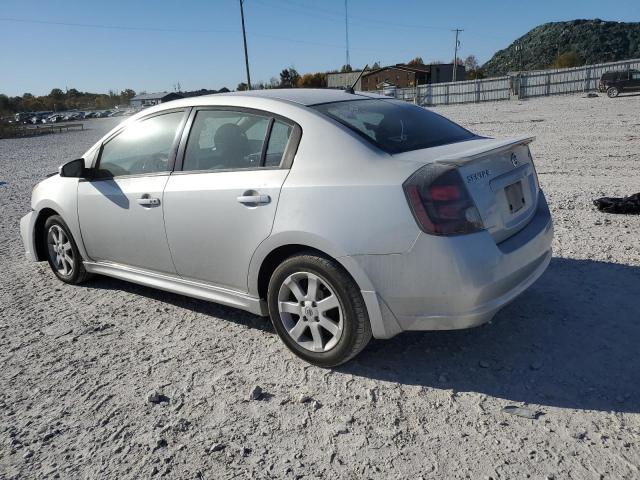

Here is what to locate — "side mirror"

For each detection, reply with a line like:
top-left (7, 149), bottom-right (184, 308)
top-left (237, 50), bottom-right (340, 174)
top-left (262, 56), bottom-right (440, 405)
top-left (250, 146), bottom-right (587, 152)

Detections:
top-left (59, 158), bottom-right (90, 178)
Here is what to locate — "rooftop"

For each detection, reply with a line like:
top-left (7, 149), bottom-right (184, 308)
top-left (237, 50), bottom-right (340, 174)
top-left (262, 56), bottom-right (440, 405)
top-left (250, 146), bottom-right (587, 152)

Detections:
top-left (219, 88), bottom-right (382, 106)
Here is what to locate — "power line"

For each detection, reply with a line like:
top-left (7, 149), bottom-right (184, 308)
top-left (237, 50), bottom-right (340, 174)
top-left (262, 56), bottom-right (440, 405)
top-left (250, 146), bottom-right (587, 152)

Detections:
top-left (0, 16), bottom-right (425, 57)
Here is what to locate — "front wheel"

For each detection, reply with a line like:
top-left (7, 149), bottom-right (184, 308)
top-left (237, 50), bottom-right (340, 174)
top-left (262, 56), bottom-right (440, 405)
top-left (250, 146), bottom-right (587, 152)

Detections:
top-left (267, 253), bottom-right (372, 367)
top-left (607, 86), bottom-right (619, 98)
top-left (44, 215), bottom-right (91, 284)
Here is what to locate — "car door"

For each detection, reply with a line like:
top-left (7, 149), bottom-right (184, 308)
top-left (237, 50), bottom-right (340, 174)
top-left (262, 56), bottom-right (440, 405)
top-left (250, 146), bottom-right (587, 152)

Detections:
top-left (77, 109), bottom-right (188, 274)
top-left (163, 107), bottom-right (300, 292)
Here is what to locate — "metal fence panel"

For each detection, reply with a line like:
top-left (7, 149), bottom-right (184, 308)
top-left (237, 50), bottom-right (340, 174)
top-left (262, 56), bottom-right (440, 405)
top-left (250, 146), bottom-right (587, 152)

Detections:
top-left (369, 58), bottom-right (640, 106)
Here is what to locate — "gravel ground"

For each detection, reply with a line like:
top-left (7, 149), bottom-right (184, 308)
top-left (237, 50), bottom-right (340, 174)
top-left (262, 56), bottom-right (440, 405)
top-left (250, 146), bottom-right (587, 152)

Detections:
top-left (1, 94), bottom-right (639, 480)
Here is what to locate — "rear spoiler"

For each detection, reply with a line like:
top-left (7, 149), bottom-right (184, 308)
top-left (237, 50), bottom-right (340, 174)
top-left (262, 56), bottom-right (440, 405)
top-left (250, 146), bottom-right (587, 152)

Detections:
top-left (436, 135), bottom-right (535, 164)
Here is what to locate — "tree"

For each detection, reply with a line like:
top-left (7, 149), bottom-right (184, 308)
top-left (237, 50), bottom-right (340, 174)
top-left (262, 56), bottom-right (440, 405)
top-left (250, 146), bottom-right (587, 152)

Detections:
top-left (464, 55), bottom-right (479, 71)
top-left (0, 94), bottom-right (10, 114)
top-left (371, 62), bottom-right (381, 70)
top-left (297, 72), bottom-right (327, 88)
top-left (463, 55), bottom-right (485, 79)
top-left (49, 88), bottom-right (65, 100)
top-left (120, 89), bottom-right (136, 102)
top-left (236, 82), bottom-right (249, 91)
top-left (279, 68), bottom-right (300, 88)
top-left (467, 69), bottom-right (485, 80)
top-left (551, 51), bottom-right (583, 68)
top-left (268, 77), bottom-right (280, 89)
top-left (407, 56), bottom-right (424, 66)
top-left (340, 64), bottom-right (353, 73)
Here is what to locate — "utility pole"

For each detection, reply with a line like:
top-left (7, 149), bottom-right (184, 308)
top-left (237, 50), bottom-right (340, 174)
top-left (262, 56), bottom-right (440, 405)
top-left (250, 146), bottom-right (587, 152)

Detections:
top-left (452, 28), bottom-right (463, 82)
top-left (239, 0), bottom-right (251, 90)
top-left (344, 0), bottom-right (350, 68)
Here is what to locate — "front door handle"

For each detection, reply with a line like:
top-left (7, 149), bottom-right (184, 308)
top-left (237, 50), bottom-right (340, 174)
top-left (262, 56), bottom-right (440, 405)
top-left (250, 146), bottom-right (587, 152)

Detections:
top-left (237, 194), bottom-right (271, 206)
top-left (137, 196), bottom-right (160, 206)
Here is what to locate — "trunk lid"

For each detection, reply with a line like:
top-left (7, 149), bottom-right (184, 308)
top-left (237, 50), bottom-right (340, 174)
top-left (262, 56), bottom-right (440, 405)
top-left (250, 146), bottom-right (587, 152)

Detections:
top-left (395, 135), bottom-right (539, 243)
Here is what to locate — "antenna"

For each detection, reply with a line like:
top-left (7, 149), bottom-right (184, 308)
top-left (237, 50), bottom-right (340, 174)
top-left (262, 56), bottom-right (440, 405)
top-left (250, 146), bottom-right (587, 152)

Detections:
top-left (345, 64), bottom-right (368, 94)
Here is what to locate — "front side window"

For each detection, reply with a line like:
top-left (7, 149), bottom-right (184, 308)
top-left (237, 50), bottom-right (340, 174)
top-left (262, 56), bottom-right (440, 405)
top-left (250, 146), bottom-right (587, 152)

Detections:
top-left (313, 99), bottom-right (475, 154)
top-left (96, 111), bottom-right (184, 178)
top-left (182, 110), bottom-right (293, 171)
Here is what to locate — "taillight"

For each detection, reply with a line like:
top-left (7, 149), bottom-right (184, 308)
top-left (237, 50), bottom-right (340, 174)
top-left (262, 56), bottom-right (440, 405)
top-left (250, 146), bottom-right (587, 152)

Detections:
top-left (403, 163), bottom-right (484, 235)
top-left (527, 146), bottom-right (540, 190)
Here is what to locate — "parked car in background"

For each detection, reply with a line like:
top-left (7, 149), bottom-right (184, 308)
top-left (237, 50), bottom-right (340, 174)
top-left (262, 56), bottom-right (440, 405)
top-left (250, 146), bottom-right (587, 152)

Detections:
top-left (20, 89), bottom-right (553, 366)
top-left (46, 113), bottom-right (65, 123)
top-left (599, 69), bottom-right (640, 97)
top-left (96, 110), bottom-right (112, 118)
top-left (14, 112), bottom-right (33, 124)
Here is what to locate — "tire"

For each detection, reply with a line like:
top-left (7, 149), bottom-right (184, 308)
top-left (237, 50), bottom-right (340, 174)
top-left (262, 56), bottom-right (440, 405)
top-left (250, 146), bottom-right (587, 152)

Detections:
top-left (607, 87), bottom-right (619, 98)
top-left (43, 215), bottom-right (91, 284)
top-left (267, 253), bottom-right (372, 367)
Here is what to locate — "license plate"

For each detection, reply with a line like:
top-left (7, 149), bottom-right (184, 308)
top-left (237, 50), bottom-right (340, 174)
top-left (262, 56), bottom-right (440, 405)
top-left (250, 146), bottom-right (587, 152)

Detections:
top-left (505, 181), bottom-right (525, 213)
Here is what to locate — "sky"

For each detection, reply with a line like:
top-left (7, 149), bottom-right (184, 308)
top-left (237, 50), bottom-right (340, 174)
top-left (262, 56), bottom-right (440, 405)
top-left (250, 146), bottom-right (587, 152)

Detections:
top-left (1, 0), bottom-right (639, 97)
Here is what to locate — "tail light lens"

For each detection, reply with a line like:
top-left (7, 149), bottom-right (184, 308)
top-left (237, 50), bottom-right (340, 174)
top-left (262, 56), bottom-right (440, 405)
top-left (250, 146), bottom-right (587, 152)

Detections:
top-left (403, 163), bottom-right (484, 236)
top-left (527, 146), bottom-right (540, 189)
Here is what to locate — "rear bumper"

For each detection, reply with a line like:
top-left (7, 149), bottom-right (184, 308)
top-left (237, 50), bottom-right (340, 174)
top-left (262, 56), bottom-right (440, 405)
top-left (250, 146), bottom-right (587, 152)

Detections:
top-left (351, 192), bottom-right (554, 338)
top-left (20, 211), bottom-right (39, 262)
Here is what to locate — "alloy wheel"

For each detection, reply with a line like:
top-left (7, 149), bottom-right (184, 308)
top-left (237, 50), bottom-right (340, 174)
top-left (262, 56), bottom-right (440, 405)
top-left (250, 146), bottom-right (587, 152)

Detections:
top-left (47, 224), bottom-right (74, 276)
top-left (277, 271), bottom-right (344, 352)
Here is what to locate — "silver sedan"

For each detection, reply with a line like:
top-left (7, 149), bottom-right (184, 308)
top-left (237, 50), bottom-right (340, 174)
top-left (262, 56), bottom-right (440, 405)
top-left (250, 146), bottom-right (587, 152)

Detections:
top-left (20, 89), bottom-right (553, 366)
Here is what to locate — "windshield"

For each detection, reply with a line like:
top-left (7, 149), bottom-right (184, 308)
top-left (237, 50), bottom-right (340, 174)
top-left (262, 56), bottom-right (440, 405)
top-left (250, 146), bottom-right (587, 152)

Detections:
top-left (312, 99), bottom-right (475, 154)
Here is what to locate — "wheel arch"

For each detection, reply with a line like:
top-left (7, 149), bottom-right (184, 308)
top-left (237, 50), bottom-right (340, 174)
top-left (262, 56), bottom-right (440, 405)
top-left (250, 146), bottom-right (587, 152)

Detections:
top-left (249, 233), bottom-right (400, 339)
top-left (33, 207), bottom-right (61, 261)
top-left (249, 232), bottom-right (375, 299)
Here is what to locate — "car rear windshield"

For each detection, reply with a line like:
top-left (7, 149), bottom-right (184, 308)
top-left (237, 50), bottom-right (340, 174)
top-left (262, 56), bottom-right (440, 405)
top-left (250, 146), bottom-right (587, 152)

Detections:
top-left (312, 98), bottom-right (475, 154)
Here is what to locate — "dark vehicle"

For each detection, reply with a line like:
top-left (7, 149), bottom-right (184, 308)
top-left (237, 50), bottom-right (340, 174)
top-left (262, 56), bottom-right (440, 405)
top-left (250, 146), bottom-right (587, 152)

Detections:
top-left (599, 69), bottom-right (640, 98)
top-left (14, 112), bottom-right (33, 124)
top-left (30, 111), bottom-right (53, 124)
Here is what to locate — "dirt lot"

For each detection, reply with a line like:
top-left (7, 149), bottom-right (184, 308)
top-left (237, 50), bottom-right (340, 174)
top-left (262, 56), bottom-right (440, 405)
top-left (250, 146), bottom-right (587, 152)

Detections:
top-left (1, 94), bottom-right (639, 480)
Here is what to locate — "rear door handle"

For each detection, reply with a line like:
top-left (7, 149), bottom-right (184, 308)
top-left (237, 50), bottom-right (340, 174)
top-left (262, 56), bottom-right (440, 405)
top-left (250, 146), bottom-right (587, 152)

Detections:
top-left (237, 194), bottom-right (271, 205)
top-left (137, 196), bottom-right (160, 206)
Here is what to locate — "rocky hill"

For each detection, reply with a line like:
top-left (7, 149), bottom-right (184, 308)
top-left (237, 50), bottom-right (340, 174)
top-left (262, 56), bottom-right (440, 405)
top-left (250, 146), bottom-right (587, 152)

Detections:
top-left (482, 19), bottom-right (640, 76)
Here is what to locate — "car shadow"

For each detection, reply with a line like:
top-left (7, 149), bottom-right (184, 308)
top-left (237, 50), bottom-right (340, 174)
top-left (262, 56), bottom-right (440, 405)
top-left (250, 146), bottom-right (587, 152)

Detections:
top-left (86, 179), bottom-right (130, 209)
top-left (83, 275), bottom-right (274, 333)
top-left (83, 257), bottom-right (639, 413)
top-left (341, 257), bottom-right (640, 414)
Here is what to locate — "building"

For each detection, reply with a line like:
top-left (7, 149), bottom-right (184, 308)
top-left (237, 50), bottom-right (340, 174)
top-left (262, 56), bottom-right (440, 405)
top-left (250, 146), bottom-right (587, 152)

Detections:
top-left (129, 92), bottom-right (183, 108)
top-left (359, 63), bottom-right (466, 91)
top-left (326, 70), bottom-right (369, 90)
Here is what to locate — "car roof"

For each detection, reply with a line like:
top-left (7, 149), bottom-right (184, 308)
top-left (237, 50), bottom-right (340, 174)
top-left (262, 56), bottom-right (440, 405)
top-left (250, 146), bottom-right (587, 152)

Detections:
top-left (210, 88), bottom-right (385, 106)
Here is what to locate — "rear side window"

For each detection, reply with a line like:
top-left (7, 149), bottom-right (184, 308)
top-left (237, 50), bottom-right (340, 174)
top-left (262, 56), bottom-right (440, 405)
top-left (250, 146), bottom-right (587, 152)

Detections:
top-left (182, 110), bottom-right (294, 171)
top-left (183, 110), bottom-right (270, 171)
top-left (312, 99), bottom-right (474, 154)
top-left (96, 111), bottom-right (184, 178)
top-left (265, 120), bottom-right (293, 167)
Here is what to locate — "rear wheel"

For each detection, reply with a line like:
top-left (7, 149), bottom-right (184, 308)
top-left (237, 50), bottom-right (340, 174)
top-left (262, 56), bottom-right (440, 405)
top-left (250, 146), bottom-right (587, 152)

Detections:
top-left (607, 86), bottom-right (619, 98)
top-left (267, 253), bottom-right (371, 367)
top-left (44, 215), bottom-right (91, 284)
